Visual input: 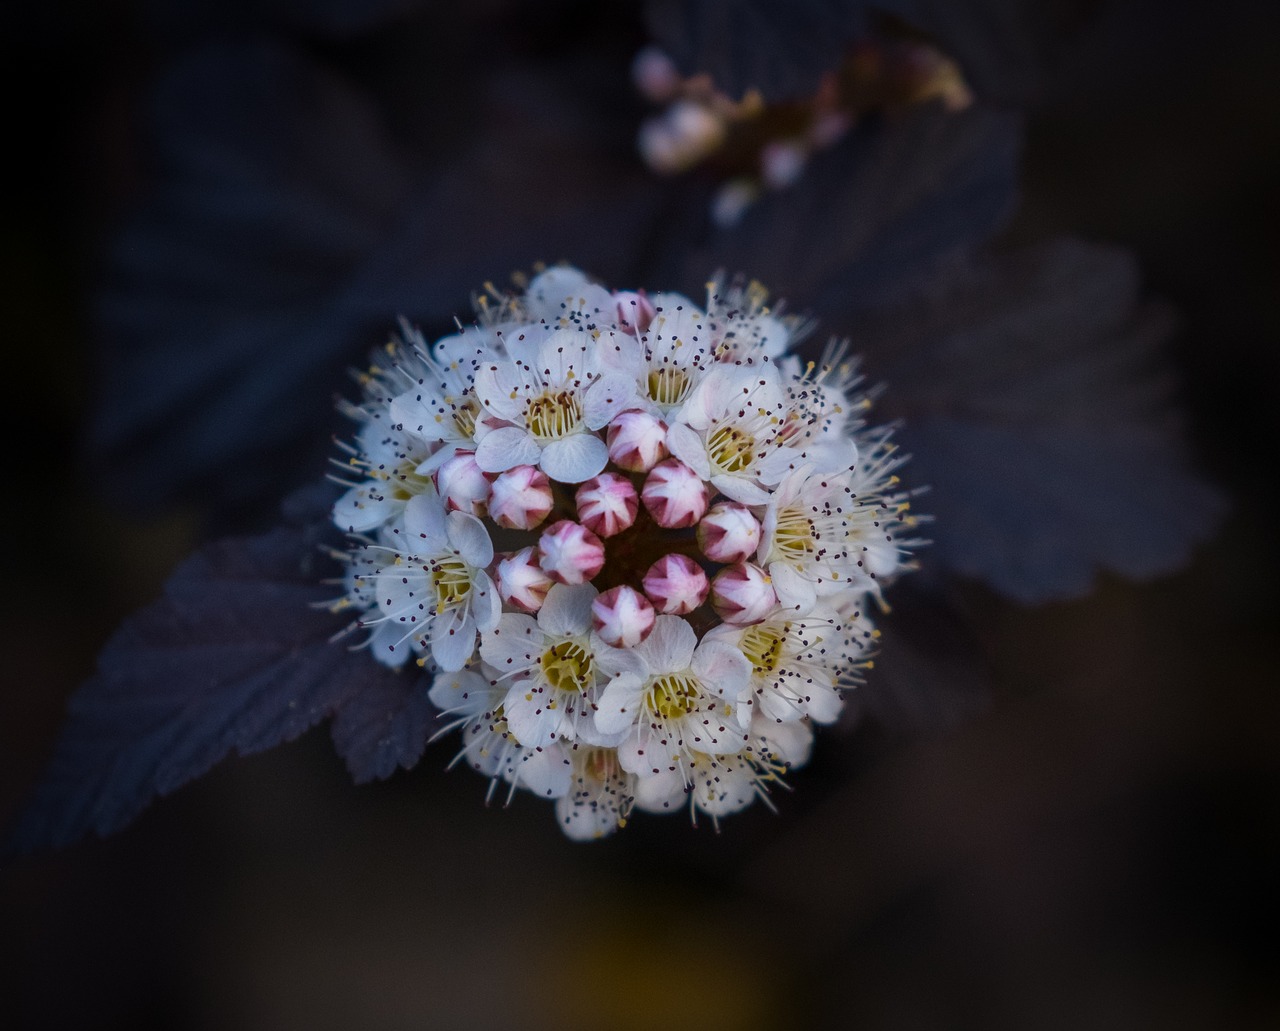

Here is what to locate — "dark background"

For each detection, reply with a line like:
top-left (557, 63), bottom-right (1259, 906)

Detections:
top-left (2, 2), bottom-right (1276, 1028)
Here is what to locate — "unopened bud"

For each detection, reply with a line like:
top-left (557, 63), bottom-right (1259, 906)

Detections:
top-left (642, 553), bottom-right (710, 615)
top-left (435, 451), bottom-right (490, 517)
top-left (538, 520), bottom-right (605, 585)
top-left (591, 586), bottom-right (656, 648)
top-left (710, 562), bottom-right (777, 625)
top-left (613, 290), bottom-right (657, 335)
top-left (575, 473), bottom-right (639, 538)
top-left (607, 409), bottom-right (668, 472)
top-left (696, 501), bottom-right (761, 564)
top-left (489, 464), bottom-right (553, 530)
top-left (495, 547), bottom-right (553, 613)
top-left (641, 458), bottom-right (708, 529)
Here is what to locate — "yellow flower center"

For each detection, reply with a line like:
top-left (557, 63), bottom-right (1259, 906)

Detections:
top-left (647, 674), bottom-right (701, 719)
top-left (452, 395), bottom-right (480, 438)
top-left (707, 425), bottom-right (755, 473)
top-left (774, 507), bottom-right (815, 557)
top-left (430, 559), bottom-right (472, 608)
top-left (387, 460), bottom-right (433, 501)
top-left (540, 640), bottom-right (594, 693)
top-left (647, 366), bottom-right (691, 407)
top-left (739, 624), bottom-right (788, 675)
top-left (527, 390), bottom-right (583, 440)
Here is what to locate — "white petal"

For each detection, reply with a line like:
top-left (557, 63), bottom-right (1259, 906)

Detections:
top-left (537, 583), bottom-right (597, 637)
top-left (770, 561), bottom-right (818, 615)
top-left (754, 716), bottom-right (815, 765)
top-left (536, 329), bottom-right (591, 385)
top-left (508, 743), bottom-right (572, 798)
top-left (712, 474), bottom-right (772, 505)
top-left (431, 610), bottom-right (477, 672)
top-left (539, 433), bottom-right (608, 483)
top-left (475, 426), bottom-right (542, 473)
top-left (665, 423), bottom-right (710, 479)
top-left (636, 615), bottom-right (697, 675)
top-left (428, 669), bottom-right (493, 716)
top-left (594, 672), bottom-right (646, 737)
top-left (755, 446), bottom-right (802, 485)
top-left (692, 759), bottom-right (756, 817)
top-left (591, 637), bottom-right (648, 679)
top-left (472, 362), bottom-right (526, 422)
top-left (403, 492), bottom-right (449, 550)
top-left (632, 766), bottom-right (687, 811)
top-left (447, 510), bottom-right (493, 568)
top-left (478, 614), bottom-right (541, 671)
top-left (333, 483), bottom-right (397, 534)
top-left (502, 683), bottom-right (562, 750)
top-left (556, 794), bottom-right (624, 841)
top-left (691, 641), bottom-right (752, 700)
top-left (471, 570), bottom-right (502, 633)
top-left (582, 373), bottom-right (640, 430)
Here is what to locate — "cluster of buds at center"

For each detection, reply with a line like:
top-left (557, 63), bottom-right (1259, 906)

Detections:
top-left (330, 266), bottom-right (919, 840)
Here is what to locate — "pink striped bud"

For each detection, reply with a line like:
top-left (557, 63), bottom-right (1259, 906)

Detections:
top-left (575, 473), bottom-right (639, 538)
top-left (434, 450), bottom-right (490, 517)
top-left (710, 562), bottom-right (777, 625)
top-left (606, 409), bottom-right (668, 473)
top-left (641, 458), bottom-right (708, 529)
top-left (696, 501), bottom-right (761, 564)
top-left (642, 553), bottom-right (710, 615)
top-left (489, 464), bottom-right (553, 530)
top-left (537, 520), bottom-right (605, 585)
top-left (613, 290), bottom-right (657, 335)
top-left (591, 586), bottom-right (656, 648)
top-left (495, 547), bottom-right (553, 613)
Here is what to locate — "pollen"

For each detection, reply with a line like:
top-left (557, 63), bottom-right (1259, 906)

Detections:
top-left (540, 640), bottom-right (595, 693)
top-left (707, 425), bottom-right (755, 473)
top-left (647, 674), bottom-right (701, 719)
top-left (527, 390), bottom-right (584, 440)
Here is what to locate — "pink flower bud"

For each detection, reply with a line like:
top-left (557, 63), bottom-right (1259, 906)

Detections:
top-left (641, 458), bottom-right (708, 529)
top-left (606, 409), bottom-right (668, 473)
top-left (434, 451), bottom-right (490, 517)
top-left (575, 473), bottom-right (639, 538)
top-left (613, 290), bottom-right (657, 335)
top-left (710, 562), bottom-right (777, 625)
top-left (591, 586), bottom-right (656, 648)
top-left (489, 464), bottom-right (553, 530)
top-left (538, 520), bottom-right (605, 585)
top-left (696, 501), bottom-right (761, 564)
top-left (495, 547), bottom-right (553, 613)
top-left (642, 553), bottom-right (709, 615)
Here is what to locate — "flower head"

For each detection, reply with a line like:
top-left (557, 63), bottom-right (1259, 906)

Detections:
top-left (331, 266), bottom-right (919, 837)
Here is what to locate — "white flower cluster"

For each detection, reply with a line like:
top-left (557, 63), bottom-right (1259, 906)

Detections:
top-left (329, 267), bottom-right (918, 839)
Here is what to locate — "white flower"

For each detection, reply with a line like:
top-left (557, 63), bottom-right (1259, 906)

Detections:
top-left (330, 266), bottom-right (920, 838)
top-left (594, 616), bottom-right (753, 777)
top-left (428, 668), bottom-right (572, 802)
top-left (666, 363), bottom-right (800, 504)
top-left (555, 747), bottom-right (637, 840)
top-left (471, 327), bottom-right (640, 483)
top-left (704, 609), bottom-right (858, 725)
top-left (758, 454), bottom-right (913, 607)
top-left (370, 493), bottom-right (501, 671)
top-left (388, 325), bottom-right (499, 470)
top-left (479, 584), bottom-right (626, 750)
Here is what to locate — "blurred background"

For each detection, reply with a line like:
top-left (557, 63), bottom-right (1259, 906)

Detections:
top-left (2, 1), bottom-right (1276, 1028)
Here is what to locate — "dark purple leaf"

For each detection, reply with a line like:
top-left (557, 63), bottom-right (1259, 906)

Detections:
top-left (5, 515), bottom-right (418, 854)
top-left (330, 675), bottom-right (437, 784)
top-left (90, 34), bottom-right (667, 525)
top-left (667, 102), bottom-right (1021, 312)
top-left (645, 0), bottom-right (1094, 105)
top-left (852, 237), bottom-right (1226, 601)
